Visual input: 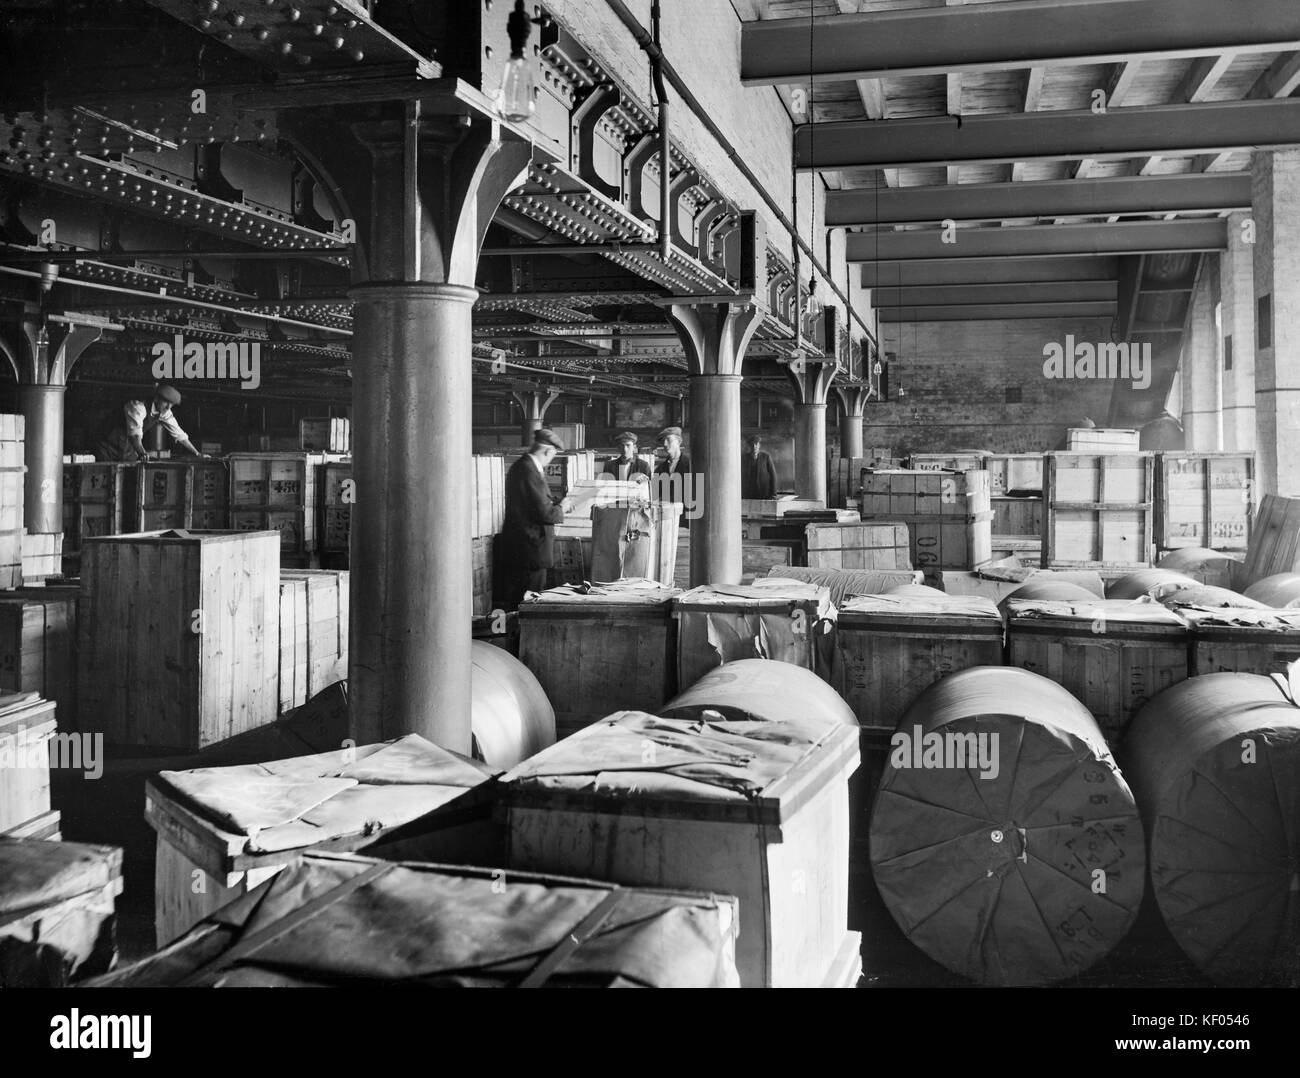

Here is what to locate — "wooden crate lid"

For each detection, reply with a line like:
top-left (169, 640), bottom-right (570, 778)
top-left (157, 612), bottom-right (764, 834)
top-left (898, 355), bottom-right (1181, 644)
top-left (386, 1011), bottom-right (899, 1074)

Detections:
top-left (518, 580), bottom-right (679, 616)
top-left (0, 691), bottom-right (56, 735)
top-left (83, 529), bottom-right (279, 546)
top-left (1006, 598), bottom-right (1188, 632)
top-left (500, 709), bottom-right (859, 826)
top-left (1180, 607), bottom-right (1300, 635)
top-left (146, 734), bottom-right (496, 876)
top-left (839, 592), bottom-right (1002, 627)
top-left (673, 580), bottom-right (834, 617)
top-left (0, 837), bottom-right (121, 916)
top-left (88, 851), bottom-right (738, 988)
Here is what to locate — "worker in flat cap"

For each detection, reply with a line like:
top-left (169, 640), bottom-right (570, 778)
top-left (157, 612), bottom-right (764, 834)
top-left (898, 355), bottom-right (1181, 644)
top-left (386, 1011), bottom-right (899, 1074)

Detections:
top-left (96, 383), bottom-right (206, 461)
top-left (653, 426), bottom-right (691, 481)
top-left (741, 433), bottom-right (777, 500)
top-left (601, 431), bottom-right (651, 484)
top-left (499, 428), bottom-right (576, 609)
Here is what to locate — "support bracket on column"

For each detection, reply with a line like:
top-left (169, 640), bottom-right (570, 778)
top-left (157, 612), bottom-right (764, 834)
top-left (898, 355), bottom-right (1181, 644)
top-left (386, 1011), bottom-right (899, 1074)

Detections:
top-left (666, 300), bottom-right (763, 377)
top-left (835, 383), bottom-right (874, 417)
top-left (786, 358), bottom-right (837, 406)
top-left (513, 387), bottom-right (562, 421)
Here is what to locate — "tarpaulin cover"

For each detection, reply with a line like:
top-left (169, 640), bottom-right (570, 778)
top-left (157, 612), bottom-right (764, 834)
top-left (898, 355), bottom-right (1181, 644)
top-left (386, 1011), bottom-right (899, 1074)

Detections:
top-left (503, 708), bottom-right (838, 805)
top-left (87, 852), bottom-right (739, 988)
top-left (870, 667), bottom-right (1145, 986)
top-left (522, 579), bottom-right (678, 607)
top-left (1159, 585), bottom-right (1265, 610)
top-left (0, 839), bottom-right (120, 916)
top-left (1005, 597), bottom-right (1188, 627)
top-left (763, 565), bottom-right (922, 607)
top-left (1179, 606), bottom-right (1300, 631)
top-left (840, 593), bottom-right (1001, 620)
top-left (1121, 673), bottom-right (1300, 986)
top-left (156, 735), bottom-right (494, 855)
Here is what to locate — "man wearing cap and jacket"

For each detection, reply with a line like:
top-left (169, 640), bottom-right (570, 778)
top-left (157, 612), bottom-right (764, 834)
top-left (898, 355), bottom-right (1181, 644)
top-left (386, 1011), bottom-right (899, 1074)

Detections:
top-left (601, 432), bottom-right (651, 484)
top-left (741, 434), bottom-right (777, 500)
top-left (96, 384), bottom-right (205, 461)
top-left (499, 428), bottom-right (575, 609)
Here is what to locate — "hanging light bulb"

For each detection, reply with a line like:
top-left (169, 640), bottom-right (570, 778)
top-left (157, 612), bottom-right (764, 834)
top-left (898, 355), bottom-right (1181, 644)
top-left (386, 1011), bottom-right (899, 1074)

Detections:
top-left (498, 1), bottom-right (536, 123)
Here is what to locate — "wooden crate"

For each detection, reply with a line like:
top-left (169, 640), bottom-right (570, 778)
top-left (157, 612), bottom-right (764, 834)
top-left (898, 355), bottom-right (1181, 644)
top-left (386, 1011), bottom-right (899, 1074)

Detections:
top-left (741, 496), bottom-right (825, 517)
top-left (989, 536), bottom-right (1042, 563)
top-left (0, 414), bottom-right (24, 467)
top-left (0, 529), bottom-right (20, 588)
top-left (805, 521), bottom-right (910, 571)
top-left (0, 692), bottom-right (57, 833)
top-left (1183, 607), bottom-right (1300, 677)
top-left (834, 593), bottom-right (1004, 735)
top-left (518, 582), bottom-right (679, 740)
top-left (542, 450), bottom-right (596, 497)
top-left (859, 468), bottom-right (991, 517)
top-left (1155, 452), bottom-right (1253, 553)
top-left (78, 530), bottom-right (280, 751)
top-left (992, 495), bottom-right (1043, 538)
top-left (1066, 428), bottom-right (1140, 451)
top-left (277, 576), bottom-right (308, 714)
top-left (228, 453), bottom-right (323, 551)
top-left (501, 709), bottom-right (860, 987)
top-left (319, 459), bottom-right (353, 557)
top-left (472, 535), bottom-right (493, 616)
top-left (0, 594), bottom-right (77, 730)
top-left (0, 837), bottom-right (122, 986)
top-left (472, 455), bottom-right (506, 539)
top-left (299, 416), bottom-right (350, 453)
top-left (1239, 495), bottom-right (1300, 586)
top-left (908, 451), bottom-right (989, 472)
top-left (21, 530), bottom-right (63, 582)
top-left (672, 581), bottom-right (835, 689)
top-left (827, 456), bottom-right (867, 509)
top-left (63, 462), bottom-right (129, 552)
top-left (549, 421), bottom-right (586, 450)
top-left (0, 466), bottom-right (23, 534)
top-left (590, 502), bottom-right (680, 584)
top-left (1006, 598), bottom-right (1189, 744)
top-left (985, 453), bottom-right (1044, 495)
top-left (280, 569), bottom-right (348, 697)
top-left (99, 850), bottom-right (737, 988)
top-left (144, 734), bottom-right (498, 945)
top-left (2, 807), bottom-right (60, 840)
top-left (1042, 452), bottom-right (1155, 569)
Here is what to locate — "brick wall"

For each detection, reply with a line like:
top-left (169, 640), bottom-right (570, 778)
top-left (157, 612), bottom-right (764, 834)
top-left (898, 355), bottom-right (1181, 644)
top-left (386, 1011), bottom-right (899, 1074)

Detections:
top-left (872, 318), bottom-right (1117, 459)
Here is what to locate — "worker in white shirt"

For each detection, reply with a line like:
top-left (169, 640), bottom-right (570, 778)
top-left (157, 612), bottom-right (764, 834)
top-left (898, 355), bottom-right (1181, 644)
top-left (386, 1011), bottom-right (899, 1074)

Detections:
top-left (601, 431), bottom-right (651, 484)
top-left (96, 384), bottom-right (205, 461)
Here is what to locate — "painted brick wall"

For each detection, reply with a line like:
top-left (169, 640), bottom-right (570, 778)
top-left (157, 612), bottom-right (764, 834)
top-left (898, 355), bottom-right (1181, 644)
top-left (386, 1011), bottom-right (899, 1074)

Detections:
top-left (871, 318), bottom-right (1118, 459)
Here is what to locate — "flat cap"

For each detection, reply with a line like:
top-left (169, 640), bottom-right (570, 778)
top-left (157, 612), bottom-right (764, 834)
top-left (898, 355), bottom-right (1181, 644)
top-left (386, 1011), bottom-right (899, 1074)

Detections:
top-left (744, 433), bottom-right (761, 446)
top-left (614, 431), bottom-right (638, 446)
top-left (155, 383), bottom-right (182, 406)
top-left (657, 426), bottom-right (683, 442)
top-left (532, 427), bottom-right (565, 451)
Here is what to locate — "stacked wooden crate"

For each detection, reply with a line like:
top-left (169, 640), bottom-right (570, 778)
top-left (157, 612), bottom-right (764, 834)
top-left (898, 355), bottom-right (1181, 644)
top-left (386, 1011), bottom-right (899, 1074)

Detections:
top-left (1066, 428), bottom-right (1140, 451)
top-left (279, 569), bottom-right (348, 698)
top-left (544, 450), bottom-right (596, 497)
top-left (858, 469), bottom-right (993, 583)
top-left (229, 452), bottom-right (324, 559)
top-left (472, 535), bottom-right (494, 615)
top-left (1154, 452), bottom-right (1253, 557)
top-left (1182, 606), bottom-right (1300, 677)
top-left (908, 451), bottom-right (989, 471)
top-left (805, 521), bottom-right (910, 571)
top-left (299, 416), bottom-right (350, 453)
top-left (319, 458), bottom-right (353, 559)
top-left (1005, 597), bottom-right (1189, 744)
top-left (78, 530), bottom-right (280, 751)
top-left (128, 460), bottom-right (230, 532)
top-left (0, 691), bottom-right (59, 836)
top-left (0, 590), bottom-right (77, 729)
top-left (0, 416), bottom-right (24, 587)
top-left (985, 453), bottom-right (1044, 561)
top-left (741, 496), bottom-right (825, 516)
top-left (1042, 452), bottom-right (1154, 571)
top-left (549, 422), bottom-right (586, 450)
top-left (62, 462), bottom-right (127, 555)
top-left (472, 454), bottom-right (506, 539)
top-left (277, 575), bottom-right (309, 714)
top-left (21, 531), bottom-right (62, 582)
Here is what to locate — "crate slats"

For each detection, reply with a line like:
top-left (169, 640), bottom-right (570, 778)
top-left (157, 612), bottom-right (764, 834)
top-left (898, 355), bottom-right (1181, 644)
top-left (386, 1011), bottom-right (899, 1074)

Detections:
top-left (805, 521), bottom-right (911, 571)
top-left (1042, 452), bottom-right (1155, 570)
top-left (279, 569), bottom-right (348, 698)
top-left (1155, 452), bottom-right (1254, 553)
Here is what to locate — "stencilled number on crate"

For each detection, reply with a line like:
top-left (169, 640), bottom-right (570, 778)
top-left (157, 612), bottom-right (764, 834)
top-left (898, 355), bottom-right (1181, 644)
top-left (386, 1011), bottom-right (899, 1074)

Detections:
top-left (791, 869), bottom-right (806, 895)
top-left (1091, 869), bottom-right (1107, 894)
top-left (490, 607), bottom-right (507, 634)
top-left (340, 479), bottom-right (356, 505)
top-left (191, 869), bottom-right (207, 895)
top-left (790, 608), bottom-right (808, 636)
top-left (190, 608), bottom-right (204, 634)
top-left (941, 477), bottom-right (957, 504)
top-left (640, 738), bottom-right (657, 765)
top-left (39, 218), bottom-right (56, 245)
top-left (190, 87), bottom-right (206, 114)
top-left (40, 477), bottom-right (56, 504)
top-left (491, 869), bottom-right (507, 895)
top-left (1090, 613), bottom-right (1106, 635)
top-left (1241, 737), bottom-right (1256, 764)
top-left (341, 737), bottom-right (357, 764)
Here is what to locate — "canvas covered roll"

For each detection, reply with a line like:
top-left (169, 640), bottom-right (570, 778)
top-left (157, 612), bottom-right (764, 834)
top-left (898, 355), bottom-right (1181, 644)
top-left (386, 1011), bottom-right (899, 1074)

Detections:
top-left (469, 641), bottom-right (556, 767)
top-left (1242, 572), bottom-right (1300, 609)
top-left (661, 658), bottom-right (857, 727)
top-left (1106, 568), bottom-right (1199, 600)
top-left (1157, 585), bottom-right (1265, 611)
top-left (1157, 547), bottom-right (1241, 590)
top-left (995, 578), bottom-right (1097, 614)
top-left (1122, 673), bottom-right (1300, 986)
top-left (869, 666), bottom-right (1145, 986)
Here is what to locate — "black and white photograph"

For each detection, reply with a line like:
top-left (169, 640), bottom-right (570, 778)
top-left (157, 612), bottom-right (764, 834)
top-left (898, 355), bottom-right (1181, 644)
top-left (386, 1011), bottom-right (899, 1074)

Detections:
top-left (0, 0), bottom-right (1294, 1048)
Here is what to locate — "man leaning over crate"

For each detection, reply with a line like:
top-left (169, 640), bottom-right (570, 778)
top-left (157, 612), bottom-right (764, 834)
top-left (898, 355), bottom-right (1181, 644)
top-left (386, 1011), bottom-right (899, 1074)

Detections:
top-left (499, 428), bottom-right (575, 610)
top-left (96, 383), bottom-right (206, 462)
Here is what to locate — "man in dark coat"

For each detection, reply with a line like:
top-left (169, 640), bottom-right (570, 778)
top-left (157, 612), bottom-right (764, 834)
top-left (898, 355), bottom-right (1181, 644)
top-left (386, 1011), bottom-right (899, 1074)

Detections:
top-left (602, 431), bottom-right (651, 484)
top-left (741, 433), bottom-right (777, 499)
top-left (499, 429), bottom-right (573, 609)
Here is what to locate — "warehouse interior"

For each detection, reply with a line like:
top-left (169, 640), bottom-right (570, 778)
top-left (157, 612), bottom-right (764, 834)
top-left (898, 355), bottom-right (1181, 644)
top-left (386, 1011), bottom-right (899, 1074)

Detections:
top-left (0, 0), bottom-right (1298, 993)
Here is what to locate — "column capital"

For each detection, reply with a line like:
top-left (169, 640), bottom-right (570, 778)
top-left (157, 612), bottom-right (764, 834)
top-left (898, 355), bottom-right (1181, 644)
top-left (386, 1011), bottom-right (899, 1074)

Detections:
top-left (0, 314), bottom-right (108, 386)
top-left (666, 300), bottom-right (763, 377)
top-left (786, 359), bottom-right (837, 405)
top-left (834, 382), bottom-right (875, 417)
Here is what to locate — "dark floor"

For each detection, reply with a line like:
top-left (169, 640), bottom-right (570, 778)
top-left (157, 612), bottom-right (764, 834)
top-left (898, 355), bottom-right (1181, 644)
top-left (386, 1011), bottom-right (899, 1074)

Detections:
top-left (54, 745), bottom-right (1212, 987)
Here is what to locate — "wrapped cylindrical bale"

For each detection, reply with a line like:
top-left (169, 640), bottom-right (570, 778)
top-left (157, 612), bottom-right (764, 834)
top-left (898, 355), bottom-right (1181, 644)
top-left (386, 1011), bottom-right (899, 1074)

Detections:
top-left (1242, 573), bottom-right (1300, 609)
top-left (1158, 585), bottom-right (1266, 611)
top-left (470, 641), bottom-right (556, 768)
top-left (1157, 547), bottom-right (1241, 590)
top-left (661, 658), bottom-right (857, 730)
top-left (870, 666), bottom-right (1145, 986)
top-left (995, 578), bottom-right (1098, 615)
top-left (1106, 569), bottom-right (1199, 601)
top-left (1123, 674), bottom-right (1300, 986)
